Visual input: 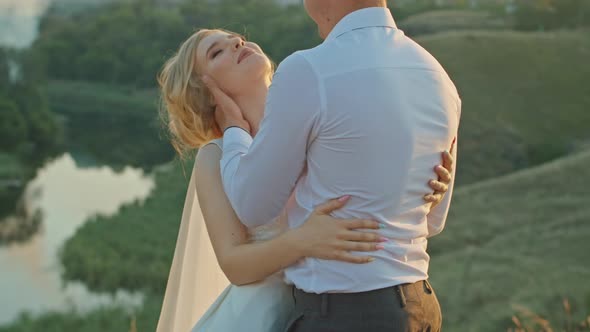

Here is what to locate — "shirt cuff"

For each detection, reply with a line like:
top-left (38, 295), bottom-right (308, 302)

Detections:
top-left (223, 126), bottom-right (249, 135)
top-left (222, 127), bottom-right (253, 154)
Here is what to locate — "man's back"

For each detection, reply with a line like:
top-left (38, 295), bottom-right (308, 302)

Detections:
top-left (283, 7), bottom-right (461, 293)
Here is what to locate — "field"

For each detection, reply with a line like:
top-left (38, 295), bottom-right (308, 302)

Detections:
top-left (2, 28), bottom-right (589, 332)
top-left (429, 148), bottom-right (590, 331)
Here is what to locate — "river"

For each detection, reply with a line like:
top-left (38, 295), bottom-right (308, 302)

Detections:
top-left (0, 154), bottom-right (154, 324)
top-left (0, 0), bottom-right (156, 325)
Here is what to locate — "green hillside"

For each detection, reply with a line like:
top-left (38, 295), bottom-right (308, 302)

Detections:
top-left (429, 148), bottom-right (590, 331)
top-left (44, 80), bottom-right (157, 117)
top-left (4, 150), bottom-right (589, 331)
top-left (416, 29), bottom-right (590, 185)
top-left (45, 30), bottom-right (590, 185)
top-left (399, 10), bottom-right (511, 36)
top-left (44, 80), bottom-right (173, 169)
top-left (3, 27), bottom-right (589, 332)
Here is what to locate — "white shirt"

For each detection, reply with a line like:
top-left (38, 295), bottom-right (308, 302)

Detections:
top-left (221, 7), bottom-right (461, 293)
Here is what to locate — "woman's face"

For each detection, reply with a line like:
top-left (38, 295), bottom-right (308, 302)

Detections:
top-left (196, 30), bottom-right (271, 97)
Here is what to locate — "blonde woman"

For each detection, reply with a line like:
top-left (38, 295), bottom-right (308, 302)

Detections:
top-left (156, 28), bottom-right (454, 332)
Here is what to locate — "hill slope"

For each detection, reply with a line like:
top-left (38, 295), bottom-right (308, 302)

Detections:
top-left (416, 29), bottom-right (590, 185)
top-left (399, 10), bottom-right (511, 36)
top-left (46, 30), bottom-right (590, 185)
top-left (429, 148), bottom-right (590, 331)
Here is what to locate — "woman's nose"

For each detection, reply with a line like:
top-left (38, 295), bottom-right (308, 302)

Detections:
top-left (233, 38), bottom-right (245, 50)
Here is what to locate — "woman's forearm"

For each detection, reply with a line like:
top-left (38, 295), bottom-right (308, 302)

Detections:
top-left (219, 229), bottom-right (304, 286)
top-left (195, 145), bottom-right (308, 286)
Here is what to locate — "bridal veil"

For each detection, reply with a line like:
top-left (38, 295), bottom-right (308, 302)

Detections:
top-left (156, 159), bottom-right (229, 332)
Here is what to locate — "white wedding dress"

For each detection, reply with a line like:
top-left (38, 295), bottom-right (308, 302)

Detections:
top-left (156, 139), bottom-right (294, 332)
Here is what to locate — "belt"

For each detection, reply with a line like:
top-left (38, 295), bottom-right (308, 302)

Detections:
top-left (292, 280), bottom-right (430, 316)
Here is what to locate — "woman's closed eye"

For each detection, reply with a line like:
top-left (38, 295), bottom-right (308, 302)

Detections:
top-left (211, 49), bottom-right (222, 59)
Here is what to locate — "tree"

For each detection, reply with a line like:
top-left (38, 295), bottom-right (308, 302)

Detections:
top-left (0, 49), bottom-right (9, 92)
top-left (29, 0), bottom-right (325, 87)
top-left (0, 99), bottom-right (27, 151)
top-left (514, 0), bottom-right (590, 30)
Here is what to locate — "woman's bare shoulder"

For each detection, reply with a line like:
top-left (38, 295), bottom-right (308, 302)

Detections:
top-left (195, 142), bottom-right (222, 177)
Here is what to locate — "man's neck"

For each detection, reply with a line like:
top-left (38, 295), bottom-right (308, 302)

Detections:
top-left (350, 0), bottom-right (387, 12)
top-left (320, 0), bottom-right (387, 39)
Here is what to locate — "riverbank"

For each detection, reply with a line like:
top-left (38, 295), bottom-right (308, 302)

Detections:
top-left (44, 80), bottom-right (174, 170)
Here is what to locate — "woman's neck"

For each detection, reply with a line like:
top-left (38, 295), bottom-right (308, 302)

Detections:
top-left (231, 80), bottom-right (269, 137)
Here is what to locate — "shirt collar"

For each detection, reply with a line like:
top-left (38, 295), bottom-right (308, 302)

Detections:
top-left (325, 7), bottom-right (397, 42)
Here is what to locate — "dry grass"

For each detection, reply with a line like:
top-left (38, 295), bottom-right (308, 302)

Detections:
top-left (429, 149), bottom-right (590, 331)
top-left (509, 299), bottom-right (590, 332)
top-left (129, 316), bottom-right (137, 332)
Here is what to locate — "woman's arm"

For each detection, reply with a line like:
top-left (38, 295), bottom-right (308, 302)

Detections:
top-left (195, 144), bottom-right (382, 286)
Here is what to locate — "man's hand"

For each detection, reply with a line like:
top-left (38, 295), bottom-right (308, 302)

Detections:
top-left (202, 75), bottom-right (251, 134)
top-left (424, 137), bottom-right (456, 208)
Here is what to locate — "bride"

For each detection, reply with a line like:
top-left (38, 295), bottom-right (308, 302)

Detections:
top-left (155, 29), bottom-right (454, 332)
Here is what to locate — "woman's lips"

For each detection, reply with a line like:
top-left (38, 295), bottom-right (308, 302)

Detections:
top-left (237, 48), bottom-right (254, 64)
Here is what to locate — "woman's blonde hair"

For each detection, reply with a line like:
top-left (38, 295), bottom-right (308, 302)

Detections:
top-left (158, 29), bottom-right (273, 159)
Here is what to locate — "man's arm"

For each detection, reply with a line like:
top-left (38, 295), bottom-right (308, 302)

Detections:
top-left (220, 53), bottom-right (322, 227)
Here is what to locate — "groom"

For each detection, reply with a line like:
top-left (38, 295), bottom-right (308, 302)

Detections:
top-left (212, 0), bottom-right (461, 331)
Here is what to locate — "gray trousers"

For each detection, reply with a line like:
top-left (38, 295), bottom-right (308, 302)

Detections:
top-left (284, 280), bottom-right (442, 332)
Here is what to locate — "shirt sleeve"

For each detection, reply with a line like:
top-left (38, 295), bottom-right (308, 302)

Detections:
top-left (220, 53), bottom-right (322, 228)
top-left (427, 98), bottom-right (461, 238)
top-left (426, 136), bottom-right (458, 237)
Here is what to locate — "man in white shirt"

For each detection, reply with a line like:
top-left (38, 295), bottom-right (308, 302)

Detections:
top-left (212, 0), bottom-right (461, 331)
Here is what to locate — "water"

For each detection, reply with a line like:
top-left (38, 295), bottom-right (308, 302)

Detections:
top-left (0, 0), bottom-right (51, 49)
top-left (0, 154), bottom-right (154, 324)
top-left (0, 0), bottom-right (161, 326)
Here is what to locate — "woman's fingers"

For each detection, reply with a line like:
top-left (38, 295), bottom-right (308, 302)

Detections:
top-left (314, 196), bottom-right (350, 215)
top-left (202, 75), bottom-right (228, 102)
top-left (443, 137), bottom-right (455, 173)
top-left (339, 240), bottom-right (383, 252)
top-left (202, 75), bottom-right (224, 100)
top-left (442, 150), bottom-right (454, 174)
top-left (339, 229), bottom-right (382, 242)
top-left (344, 218), bottom-right (380, 230)
top-left (428, 179), bottom-right (448, 193)
top-left (203, 75), bottom-right (247, 129)
top-left (435, 165), bottom-right (452, 183)
top-left (331, 251), bottom-right (375, 264)
top-left (424, 193), bottom-right (442, 203)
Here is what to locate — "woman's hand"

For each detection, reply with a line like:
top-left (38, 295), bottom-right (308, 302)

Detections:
top-left (290, 196), bottom-right (384, 264)
top-left (202, 75), bottom-right (251, 133)
top-left (424, 138), bottom-right (456, 208)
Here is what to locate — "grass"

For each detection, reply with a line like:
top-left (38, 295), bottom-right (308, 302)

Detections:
top-left (44, 80), bottom-right (174, 170)
top-left (510, 298), bottom-right (590, 331)
top-left (44, 80), bottom-right (158, 118)
top-left (428, 148), bottom-right (590, 331)
top-left (416, 29), bottom-right (590, 185)
top-left (0, 159), bottom-right (194, 331)
top-left (0, 153), bottom-right (22, 180)
top-left (3, 29), bottom-right (589, 331)
top-left (0, 293), bottom-right (163, 332)
top-left (399, 9), bottom-right (511, 36)
top-left (0, 160), bottom-right (195, 331)
top-left (4, 149), bottom-right (589, 331)
top-left (59, 159), bottom-right (192, 295)
top-left (0, 153), bottom-right (25, 219)
top-left (44, 30), bottom-right (590, 185)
